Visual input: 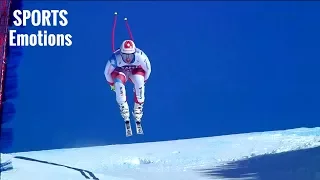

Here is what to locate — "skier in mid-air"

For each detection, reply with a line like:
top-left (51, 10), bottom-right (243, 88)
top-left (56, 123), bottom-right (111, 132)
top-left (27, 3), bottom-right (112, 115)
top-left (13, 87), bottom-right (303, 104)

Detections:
top-left (104, 39), bottom-right (151, 123)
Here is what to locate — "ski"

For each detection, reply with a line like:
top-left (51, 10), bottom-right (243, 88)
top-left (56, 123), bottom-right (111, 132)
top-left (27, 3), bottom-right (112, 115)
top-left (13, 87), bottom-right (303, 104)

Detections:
top-left (124, 120), bottom-right (133, 137)
top-left (135, 121), bottom-right (144, 134)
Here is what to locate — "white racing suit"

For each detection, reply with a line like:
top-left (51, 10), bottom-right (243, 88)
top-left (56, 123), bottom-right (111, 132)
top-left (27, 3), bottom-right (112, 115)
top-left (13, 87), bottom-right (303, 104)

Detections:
top-left (104, 48), bottom-right (151, 121)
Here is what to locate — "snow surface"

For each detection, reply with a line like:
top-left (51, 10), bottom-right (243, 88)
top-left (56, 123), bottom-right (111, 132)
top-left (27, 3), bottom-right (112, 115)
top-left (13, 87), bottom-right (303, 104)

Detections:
top-left (0, 153), bottom-right (13, 171)
top-left (2, 127), bottom-right (320, 180)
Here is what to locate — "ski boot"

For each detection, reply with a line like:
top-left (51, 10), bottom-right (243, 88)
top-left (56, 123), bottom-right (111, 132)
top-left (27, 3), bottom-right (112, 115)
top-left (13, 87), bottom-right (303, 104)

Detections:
top-left (119, 102), bottom-right (133, 136)
top-left (133, 102), bottom-right (143, 122)
top-left (119, 102), bottom-right (130, 121)
top-left (133, 102), bottom-right (144, 134)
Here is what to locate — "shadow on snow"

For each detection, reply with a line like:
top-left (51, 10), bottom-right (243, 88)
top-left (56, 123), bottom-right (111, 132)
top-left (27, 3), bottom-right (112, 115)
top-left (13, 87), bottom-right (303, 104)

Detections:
top-left (196, 146), bottom-right (320, 180)
top-left (14, 156), bottom-right (99, 180)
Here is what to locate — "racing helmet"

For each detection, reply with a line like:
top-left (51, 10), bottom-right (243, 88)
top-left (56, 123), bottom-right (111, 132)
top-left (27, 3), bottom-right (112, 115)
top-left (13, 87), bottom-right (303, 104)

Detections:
top-left (120, 40), bottom-right (136, 63)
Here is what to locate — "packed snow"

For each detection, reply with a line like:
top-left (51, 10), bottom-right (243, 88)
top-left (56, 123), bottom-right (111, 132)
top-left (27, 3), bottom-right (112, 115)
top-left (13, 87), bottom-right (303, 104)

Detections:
top-left (1, 127), bottom-right (320, 180)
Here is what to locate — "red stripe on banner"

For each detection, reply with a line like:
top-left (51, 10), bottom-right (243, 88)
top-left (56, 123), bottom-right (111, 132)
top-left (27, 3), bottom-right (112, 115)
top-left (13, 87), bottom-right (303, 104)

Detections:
top-left (0, 0), bottom-right (11, 114)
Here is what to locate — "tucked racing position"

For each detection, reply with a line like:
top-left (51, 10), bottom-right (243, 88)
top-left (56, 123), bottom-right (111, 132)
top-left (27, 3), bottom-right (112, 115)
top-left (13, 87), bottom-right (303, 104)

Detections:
top-left (104, 40), bottom-right (151, 124)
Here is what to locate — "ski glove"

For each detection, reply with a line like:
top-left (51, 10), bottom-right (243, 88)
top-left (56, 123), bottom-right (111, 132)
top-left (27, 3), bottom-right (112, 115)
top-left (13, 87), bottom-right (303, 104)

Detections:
top-left (110, 85), bottom-right (115, 91)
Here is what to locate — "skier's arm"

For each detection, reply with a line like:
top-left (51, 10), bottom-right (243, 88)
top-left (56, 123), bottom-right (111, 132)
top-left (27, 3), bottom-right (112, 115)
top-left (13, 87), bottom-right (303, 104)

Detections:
top-left (140, 53), bottom-right (151, 81)
top-left (104, 56), bottom-right (117, 85)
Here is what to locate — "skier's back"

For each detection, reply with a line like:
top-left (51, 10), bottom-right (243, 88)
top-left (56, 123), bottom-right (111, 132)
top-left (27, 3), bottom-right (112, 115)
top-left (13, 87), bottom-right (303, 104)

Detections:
top-left (104, 40), bottom-right (151, 123)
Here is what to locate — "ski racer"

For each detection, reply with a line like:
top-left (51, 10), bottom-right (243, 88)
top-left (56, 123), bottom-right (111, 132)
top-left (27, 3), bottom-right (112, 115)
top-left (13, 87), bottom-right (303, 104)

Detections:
top-left (104, 40), bottom-right (151, 122)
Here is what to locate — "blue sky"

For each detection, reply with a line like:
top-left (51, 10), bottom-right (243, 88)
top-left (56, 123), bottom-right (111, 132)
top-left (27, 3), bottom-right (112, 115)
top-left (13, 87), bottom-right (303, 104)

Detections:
top-left (9, 1), bottom-right (320, 152)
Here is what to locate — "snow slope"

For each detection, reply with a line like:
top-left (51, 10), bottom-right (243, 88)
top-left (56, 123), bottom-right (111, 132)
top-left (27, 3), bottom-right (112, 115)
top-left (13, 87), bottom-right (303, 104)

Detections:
top-left (0, 153), bottom-right (13, 171)
top-left (2, 127), bottom-right (320, 180)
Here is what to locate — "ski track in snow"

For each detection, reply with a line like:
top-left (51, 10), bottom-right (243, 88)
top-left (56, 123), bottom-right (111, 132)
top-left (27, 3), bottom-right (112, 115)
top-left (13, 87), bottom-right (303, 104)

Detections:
top-left (2, 127), bottom-right (320, 180)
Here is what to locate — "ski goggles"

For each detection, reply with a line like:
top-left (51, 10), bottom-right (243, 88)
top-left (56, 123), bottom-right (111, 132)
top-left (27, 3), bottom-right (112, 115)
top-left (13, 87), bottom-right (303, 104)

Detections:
top-left (121, 53), bottom-right (135, 63)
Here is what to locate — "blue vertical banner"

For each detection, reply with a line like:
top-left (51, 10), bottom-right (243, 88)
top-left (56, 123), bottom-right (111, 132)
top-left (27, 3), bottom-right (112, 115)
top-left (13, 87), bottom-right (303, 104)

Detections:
top-left (1, 1), bottom-right (320, 152)
top-left (0, 0), bottom-right (22, 153)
